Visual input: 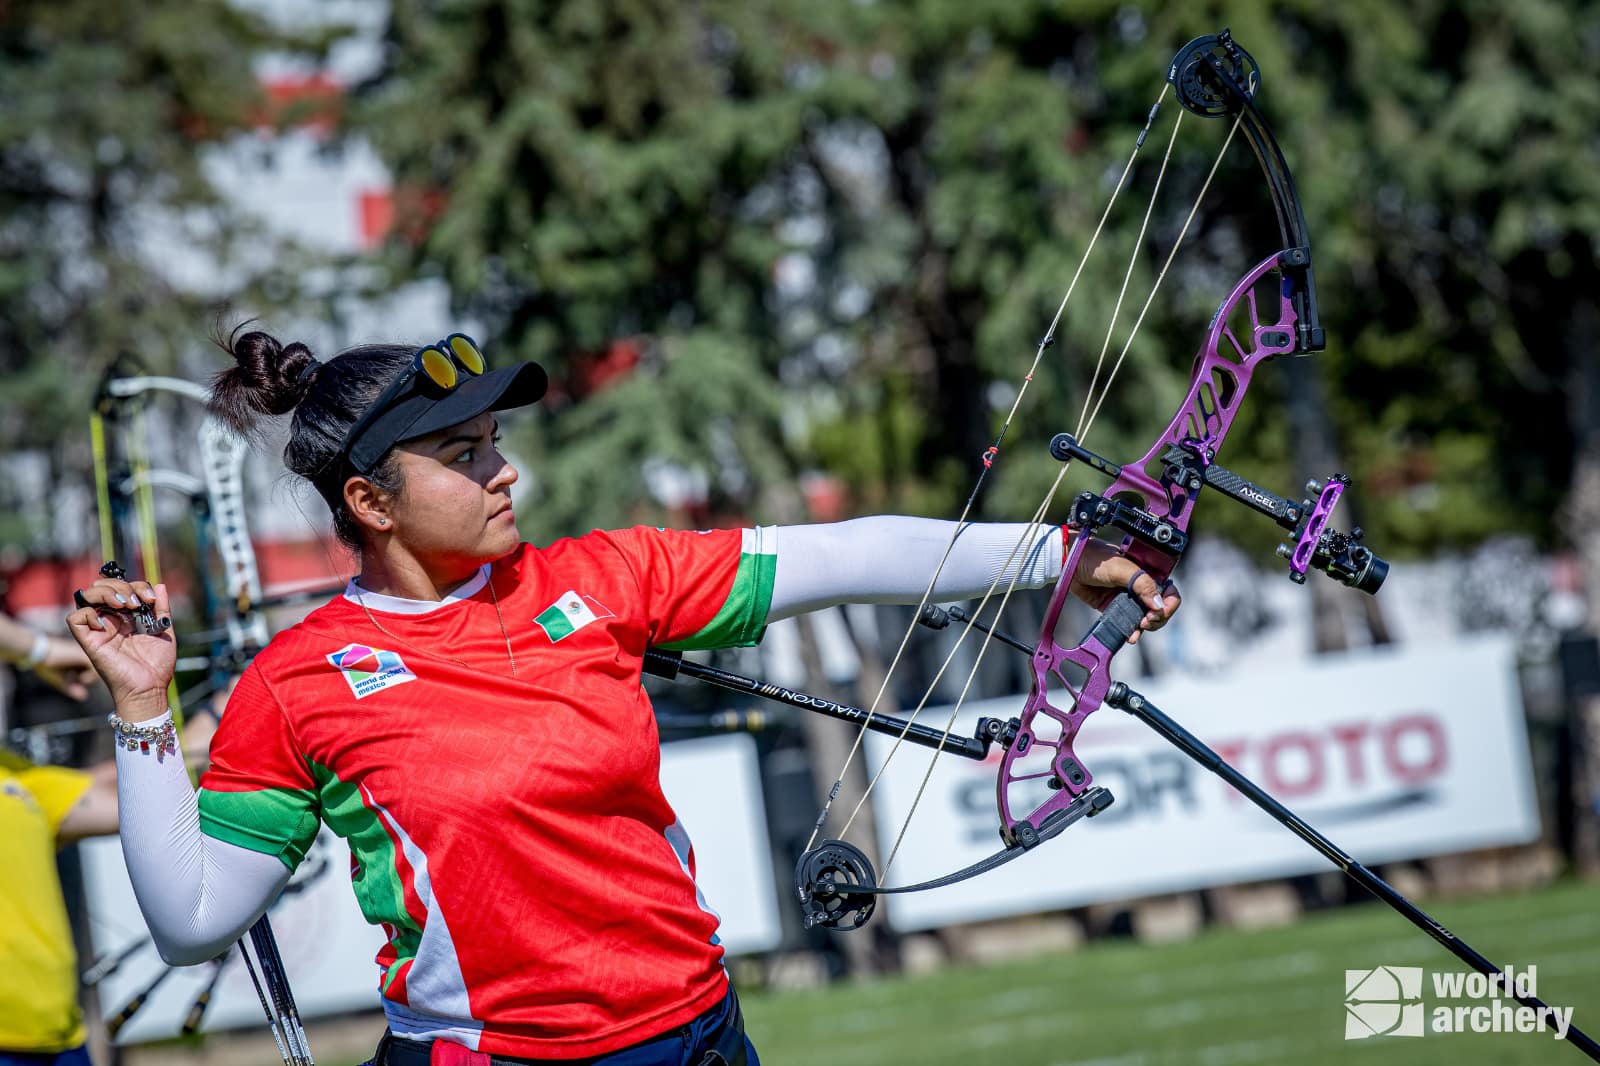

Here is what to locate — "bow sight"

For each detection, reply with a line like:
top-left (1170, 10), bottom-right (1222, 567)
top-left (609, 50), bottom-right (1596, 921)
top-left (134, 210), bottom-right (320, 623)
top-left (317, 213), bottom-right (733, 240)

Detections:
top-left (1050, 433), bottom-right (1388, 596)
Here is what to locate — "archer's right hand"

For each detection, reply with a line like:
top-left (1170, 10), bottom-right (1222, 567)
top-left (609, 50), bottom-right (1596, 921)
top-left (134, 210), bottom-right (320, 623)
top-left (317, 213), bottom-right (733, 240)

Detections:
top-left (66, 577), bottom-right (175, 721)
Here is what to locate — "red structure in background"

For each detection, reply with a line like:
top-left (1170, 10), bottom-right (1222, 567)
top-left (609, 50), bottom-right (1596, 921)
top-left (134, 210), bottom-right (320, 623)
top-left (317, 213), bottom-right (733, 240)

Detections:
top-left (257, 73), bottom-right (344, 136)
top-left (356, 185), bottom-right (447, 248)
top-left (358, 189), bottom-right (394, 249)
top-left (572, 338), bottom-right (643, 396)
top-left (1, 538), bottom-right (350, 623)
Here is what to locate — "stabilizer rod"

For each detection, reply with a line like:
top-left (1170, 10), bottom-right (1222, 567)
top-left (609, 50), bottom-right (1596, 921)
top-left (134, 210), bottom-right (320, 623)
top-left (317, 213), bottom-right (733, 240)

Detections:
top-left (1106, 682), bottom-right (1600, 1060)
top-left (642, 649), bottom-right (996, 761)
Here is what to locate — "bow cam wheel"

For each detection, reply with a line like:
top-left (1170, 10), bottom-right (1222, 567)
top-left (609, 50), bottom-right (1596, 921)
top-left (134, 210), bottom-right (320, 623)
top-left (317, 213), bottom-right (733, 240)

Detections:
top-left (1169, 31), bottom-right (1260, 117)
top-left (795, 840), bottom-right (879, 931)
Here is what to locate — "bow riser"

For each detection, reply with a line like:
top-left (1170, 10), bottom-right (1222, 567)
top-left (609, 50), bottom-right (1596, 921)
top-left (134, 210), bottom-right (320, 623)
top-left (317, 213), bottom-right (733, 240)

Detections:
top-left (1109, 249), bottom-right (1303, 548)
top-left (999, 250), bottom-right (1303, 839)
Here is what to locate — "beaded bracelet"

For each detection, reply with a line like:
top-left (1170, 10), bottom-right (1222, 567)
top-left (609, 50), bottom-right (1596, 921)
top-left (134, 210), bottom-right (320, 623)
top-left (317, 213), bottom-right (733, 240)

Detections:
top-left (108, 712), bottom-right (178, 760)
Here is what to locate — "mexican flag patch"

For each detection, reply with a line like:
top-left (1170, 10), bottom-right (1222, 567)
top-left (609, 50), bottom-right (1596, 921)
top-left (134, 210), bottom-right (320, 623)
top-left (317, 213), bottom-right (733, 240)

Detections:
top-left (534, 590), bottom-right (610, 642)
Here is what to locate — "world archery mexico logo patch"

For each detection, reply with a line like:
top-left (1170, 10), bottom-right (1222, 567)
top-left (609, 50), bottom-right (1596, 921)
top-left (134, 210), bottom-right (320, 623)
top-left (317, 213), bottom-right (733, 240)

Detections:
top-left (534, 590), bottom-right (614, 643)
top-left (326, 643), bottom-right (417, 699)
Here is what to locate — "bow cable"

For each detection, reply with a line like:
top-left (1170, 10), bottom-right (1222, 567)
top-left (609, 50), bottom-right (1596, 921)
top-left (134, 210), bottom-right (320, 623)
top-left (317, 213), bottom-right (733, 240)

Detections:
top-left (802, 82), bottom-right (1173, 856)
top-left (866, 108), bottom-right (1246, 876)
top-left (819, 93), bottom-right (1246, 885)
top-left (1074, 108), bottom-right (1185, 434)
top-left (1077, 111), bottom-right (1244, 444)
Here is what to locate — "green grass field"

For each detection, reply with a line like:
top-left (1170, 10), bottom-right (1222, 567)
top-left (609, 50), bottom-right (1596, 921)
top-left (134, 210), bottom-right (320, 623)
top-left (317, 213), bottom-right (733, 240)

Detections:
top-left (739, 879), bottom-right (1600, 1066)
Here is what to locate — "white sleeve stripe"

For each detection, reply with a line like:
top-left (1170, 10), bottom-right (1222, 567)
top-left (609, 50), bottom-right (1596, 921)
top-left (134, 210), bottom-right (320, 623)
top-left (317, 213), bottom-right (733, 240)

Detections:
top-left (740, 525), bottom-right (778, 557)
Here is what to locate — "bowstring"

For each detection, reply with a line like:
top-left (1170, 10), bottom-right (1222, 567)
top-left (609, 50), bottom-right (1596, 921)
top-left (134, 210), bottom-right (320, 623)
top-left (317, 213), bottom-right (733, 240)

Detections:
top-left (1077, 110), bottom-right (1244, 444)
top-left (859, 112), bottom-right (1187, 872)
top-left (803, 83), bottom-right (1172, 856)
top-left (847, 101), bottom-right (1246, 883)
top-left (1074, 110), bottom-right (1185, 434)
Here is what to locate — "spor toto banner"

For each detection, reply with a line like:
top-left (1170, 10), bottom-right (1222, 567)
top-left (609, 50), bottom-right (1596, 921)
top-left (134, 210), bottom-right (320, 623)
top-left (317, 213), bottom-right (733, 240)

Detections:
top-left (80, 732), bottom-right (780, 1040)
top-left (863, 635), bottom-right (1540, 932)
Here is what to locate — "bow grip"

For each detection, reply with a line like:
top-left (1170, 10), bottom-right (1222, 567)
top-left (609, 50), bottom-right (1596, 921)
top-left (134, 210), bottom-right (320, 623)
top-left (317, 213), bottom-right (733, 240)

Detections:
top-left (1086, 591), bottom-right (1147, 653)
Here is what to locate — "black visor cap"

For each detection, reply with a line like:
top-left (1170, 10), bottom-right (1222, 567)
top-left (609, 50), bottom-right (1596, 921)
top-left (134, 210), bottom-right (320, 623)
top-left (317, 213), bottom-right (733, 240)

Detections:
top-left (345, 361), bottom-right (548, 476)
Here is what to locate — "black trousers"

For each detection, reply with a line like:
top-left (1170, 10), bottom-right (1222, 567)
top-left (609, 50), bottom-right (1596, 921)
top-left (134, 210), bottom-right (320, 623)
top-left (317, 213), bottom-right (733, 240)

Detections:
top-left (369, 988), bottom-right (751, 1066)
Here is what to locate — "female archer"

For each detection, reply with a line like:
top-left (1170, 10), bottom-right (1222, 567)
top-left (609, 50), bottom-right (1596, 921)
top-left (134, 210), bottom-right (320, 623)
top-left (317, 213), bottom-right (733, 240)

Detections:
top-left (68, 330), bottom-right (1178, 1065)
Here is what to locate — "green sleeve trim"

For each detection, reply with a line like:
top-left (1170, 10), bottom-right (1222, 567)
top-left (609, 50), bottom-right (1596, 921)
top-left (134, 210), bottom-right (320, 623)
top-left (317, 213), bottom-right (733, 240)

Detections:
top-left (199, 786), bottom-right (321, 870)
top-left (660, 526), bottom-right (776, 650)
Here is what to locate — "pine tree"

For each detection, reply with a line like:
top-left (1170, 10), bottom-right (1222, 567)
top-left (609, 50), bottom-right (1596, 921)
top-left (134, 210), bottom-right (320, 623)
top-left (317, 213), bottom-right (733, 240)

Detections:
top-left (257, 1), bottom-right (1600, 559)
top-left (0, 0), bottom-right (323, 552)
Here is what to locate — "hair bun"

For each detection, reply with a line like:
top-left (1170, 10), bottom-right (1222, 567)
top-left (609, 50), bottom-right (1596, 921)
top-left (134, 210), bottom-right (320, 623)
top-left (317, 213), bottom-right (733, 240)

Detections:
top-left (296, 355), bottom-right (323, 387)
top-left (209, 325), bottom-right (320, 436)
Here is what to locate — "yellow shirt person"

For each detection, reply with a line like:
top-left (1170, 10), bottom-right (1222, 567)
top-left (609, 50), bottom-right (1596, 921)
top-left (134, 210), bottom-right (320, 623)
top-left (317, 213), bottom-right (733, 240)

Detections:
top-left (0, 613), bottom-right (112, 1065)
top-left (0, 750), bottom-right (93, 1053)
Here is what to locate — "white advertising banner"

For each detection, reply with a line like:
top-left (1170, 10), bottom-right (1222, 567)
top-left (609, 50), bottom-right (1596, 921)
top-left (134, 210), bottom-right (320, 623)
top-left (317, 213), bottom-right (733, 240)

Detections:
top-left (656, 733), bottom-right (784, 955)
top-left (81, 732), bottom-right (780, 1040)
top-left (864, 635), bottom-right (1540, 931)
top-left (81, 828), bottom-right (384, 1044)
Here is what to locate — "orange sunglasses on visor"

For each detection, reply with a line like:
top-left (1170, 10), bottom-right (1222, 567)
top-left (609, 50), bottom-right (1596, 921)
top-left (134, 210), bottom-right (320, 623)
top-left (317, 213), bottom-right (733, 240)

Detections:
top-left (339, 333), bottom-right (487, 474)
top-left (414, 333), bottom-right (486, 389)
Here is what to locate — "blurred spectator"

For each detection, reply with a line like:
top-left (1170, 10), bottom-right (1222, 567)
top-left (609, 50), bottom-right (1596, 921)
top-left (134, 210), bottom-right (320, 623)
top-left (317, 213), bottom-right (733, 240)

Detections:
top-left (0, 614), bottom-right (97, 702)
top-left (0, 612), bottom-right (212, 1066)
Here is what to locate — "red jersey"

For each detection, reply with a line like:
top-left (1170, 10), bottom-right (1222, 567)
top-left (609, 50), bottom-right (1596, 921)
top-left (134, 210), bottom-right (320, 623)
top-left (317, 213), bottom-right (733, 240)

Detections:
top-left (198, 526), bottom-right (776, 1058)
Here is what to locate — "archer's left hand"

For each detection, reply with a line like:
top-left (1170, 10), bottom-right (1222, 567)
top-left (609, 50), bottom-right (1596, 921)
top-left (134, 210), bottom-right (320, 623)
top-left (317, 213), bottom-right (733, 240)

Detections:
top-left (1069, 537), bottom-right (1182, 645)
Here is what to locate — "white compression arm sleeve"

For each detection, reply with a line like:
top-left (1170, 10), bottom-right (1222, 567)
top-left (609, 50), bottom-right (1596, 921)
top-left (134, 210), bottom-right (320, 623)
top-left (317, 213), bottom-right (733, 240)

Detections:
top-left (114, 714), bottom-right (293, 965)
top-left (768, 516), bottom-right (1063, 622)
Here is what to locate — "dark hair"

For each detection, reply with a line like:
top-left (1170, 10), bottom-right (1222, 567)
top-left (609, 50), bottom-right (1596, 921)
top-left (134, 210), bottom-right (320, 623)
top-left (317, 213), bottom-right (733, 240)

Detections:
top-left (209, 324), bottom-right (414, 551)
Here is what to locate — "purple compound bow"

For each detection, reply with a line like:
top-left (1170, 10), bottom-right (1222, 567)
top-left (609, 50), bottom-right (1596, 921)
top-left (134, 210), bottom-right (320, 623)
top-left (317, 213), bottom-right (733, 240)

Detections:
top-left (795, 27), bottom-right (1383, 927)
top-left (779, 30), bottom-right (1600, 1061)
